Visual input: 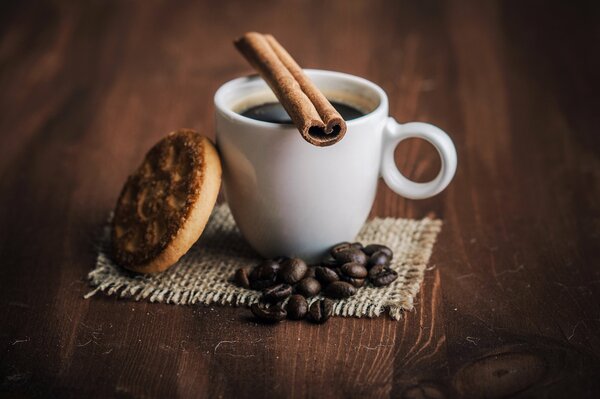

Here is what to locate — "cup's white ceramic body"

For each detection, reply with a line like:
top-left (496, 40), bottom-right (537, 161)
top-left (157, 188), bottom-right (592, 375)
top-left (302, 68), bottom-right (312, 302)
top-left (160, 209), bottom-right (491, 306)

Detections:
top-left (215, 70), bottom-right (457, 261)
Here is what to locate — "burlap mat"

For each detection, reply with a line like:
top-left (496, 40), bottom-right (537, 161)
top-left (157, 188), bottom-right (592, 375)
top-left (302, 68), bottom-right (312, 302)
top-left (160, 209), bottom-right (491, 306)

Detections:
top-left (86, 204), bottom-right (442, 320)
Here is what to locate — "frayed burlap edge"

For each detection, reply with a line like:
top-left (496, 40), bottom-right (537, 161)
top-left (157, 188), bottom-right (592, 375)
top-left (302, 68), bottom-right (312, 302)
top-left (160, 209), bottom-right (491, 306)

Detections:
top-left (86, 204), bottom-right (442, 320)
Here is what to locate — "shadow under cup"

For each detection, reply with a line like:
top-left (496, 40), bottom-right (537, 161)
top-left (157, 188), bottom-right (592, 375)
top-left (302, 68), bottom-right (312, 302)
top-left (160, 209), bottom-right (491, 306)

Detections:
top-left (214, 69), bottom-right (389, 262)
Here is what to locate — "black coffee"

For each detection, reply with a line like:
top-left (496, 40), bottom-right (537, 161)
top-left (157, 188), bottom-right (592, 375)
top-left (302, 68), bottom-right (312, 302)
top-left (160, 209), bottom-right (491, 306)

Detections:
top-left (240, 101), bottom-right (364, 124)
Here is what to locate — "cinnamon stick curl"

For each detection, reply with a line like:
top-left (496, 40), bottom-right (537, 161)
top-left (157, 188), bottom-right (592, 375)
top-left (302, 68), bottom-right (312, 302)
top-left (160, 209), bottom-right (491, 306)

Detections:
top-left (234, 32), bottom-right (347, 147)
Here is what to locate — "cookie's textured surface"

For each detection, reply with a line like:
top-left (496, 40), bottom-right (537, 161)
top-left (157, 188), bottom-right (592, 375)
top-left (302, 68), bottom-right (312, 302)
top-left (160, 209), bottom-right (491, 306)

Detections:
top-left (112, 129), bottom-right (221, 273)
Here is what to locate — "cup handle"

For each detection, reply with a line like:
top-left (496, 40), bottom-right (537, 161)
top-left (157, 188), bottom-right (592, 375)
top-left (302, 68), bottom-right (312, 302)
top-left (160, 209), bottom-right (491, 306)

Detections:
top-left (380, 117), bottom-right (457, 199)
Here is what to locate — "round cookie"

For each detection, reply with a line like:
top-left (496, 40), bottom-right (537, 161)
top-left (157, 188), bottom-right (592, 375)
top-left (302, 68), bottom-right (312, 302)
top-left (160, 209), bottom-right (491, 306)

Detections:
top-left (112, 129), bottom-right (221, 273)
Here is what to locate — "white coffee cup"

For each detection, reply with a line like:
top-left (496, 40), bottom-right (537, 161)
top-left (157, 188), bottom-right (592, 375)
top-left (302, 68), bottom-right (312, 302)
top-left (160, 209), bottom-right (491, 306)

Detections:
top-left (215, 69), bottom-right (457, 261)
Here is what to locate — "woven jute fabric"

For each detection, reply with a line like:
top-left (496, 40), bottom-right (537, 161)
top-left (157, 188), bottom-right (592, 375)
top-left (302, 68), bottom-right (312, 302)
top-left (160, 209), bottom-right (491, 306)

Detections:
top-left (86, 204), bottom-right (442, 320)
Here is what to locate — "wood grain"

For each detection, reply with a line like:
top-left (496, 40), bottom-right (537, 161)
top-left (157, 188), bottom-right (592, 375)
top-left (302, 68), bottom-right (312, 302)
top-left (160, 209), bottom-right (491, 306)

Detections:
top-left (1, 0), bottom-right (599, 398)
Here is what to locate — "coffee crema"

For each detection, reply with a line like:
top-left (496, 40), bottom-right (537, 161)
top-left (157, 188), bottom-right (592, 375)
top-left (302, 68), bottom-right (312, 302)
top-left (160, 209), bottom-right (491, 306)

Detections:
top-left (240, 101), bottom-right (365, 124)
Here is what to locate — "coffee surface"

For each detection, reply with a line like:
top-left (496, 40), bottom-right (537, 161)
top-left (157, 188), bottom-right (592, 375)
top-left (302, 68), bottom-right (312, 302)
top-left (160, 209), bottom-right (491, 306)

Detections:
top-left (240, 101), bottom-right (364, 124)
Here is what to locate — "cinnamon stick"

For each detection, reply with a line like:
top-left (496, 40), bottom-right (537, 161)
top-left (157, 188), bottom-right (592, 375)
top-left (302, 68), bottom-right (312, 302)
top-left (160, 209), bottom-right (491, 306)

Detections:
top-left (234, 32), bottom-right (347, 147)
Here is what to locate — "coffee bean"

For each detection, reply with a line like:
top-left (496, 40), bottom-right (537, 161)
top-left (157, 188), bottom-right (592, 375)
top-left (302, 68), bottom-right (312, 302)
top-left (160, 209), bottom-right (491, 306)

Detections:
top-left (250, 279), bottom-right (276, 290)
top-left (279, 257), bottom-right (308, 284)
top-left (351, 242), bottom-right (364, 250)
top-left (305, 266), bottom-right (317, 279)
top-left (286, 294), bottom-right (308, 320)
top-left (262, 284), bottom-right (292, 303)
top-left (307, 298), bottom-right (333, 323)
top-left (332, 248), bottom-right (367, 266)
top-left (330, 242), bottom-right (352, 257)
top-left (370, 267), bottom-right (398, 287)
top-left (250, 277), bottom-right (277, 290)
top-left (251, 302), bottom-right (287, 323)
top-left (315, 266), bottom-right (340, 285)
top-left (368, 264), bottom-right (385, 280)
top-left (367, 250), bottom-right (391, 268)
top-left (363, 244), bottom-right (393, 259)
top-left (340, 262), bottom-right (368, 278)
top-left (272, 256), bottom-right (289, 265)
top-left (334, 267), bottom-right (343, 278)
top-left (324, 281), bottom-right (357, 299)
top-left (249, 260), bottom-right (279, 289)
top-left (236, 243), bottom-right (401, 325)
top-left (250, 260), bottom-right (279, 280)
top-left (341, 276), bottom-right (366, 288)
top-left (295, 277), bottom-right (321, 297)
top-left (321, 257), bottom-right (339, 268)
top-left (233, 267), bottom-right (251, 288)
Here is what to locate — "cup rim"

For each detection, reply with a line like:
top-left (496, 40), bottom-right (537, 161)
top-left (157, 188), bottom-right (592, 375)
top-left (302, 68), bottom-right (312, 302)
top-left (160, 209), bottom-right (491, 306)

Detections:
top-left (214, 69), bottom-right (388, 130)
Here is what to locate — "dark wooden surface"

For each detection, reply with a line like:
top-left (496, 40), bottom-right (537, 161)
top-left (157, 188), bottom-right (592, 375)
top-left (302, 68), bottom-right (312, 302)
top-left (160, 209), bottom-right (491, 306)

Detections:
top-left (1, 1), bottom-right (599, 398)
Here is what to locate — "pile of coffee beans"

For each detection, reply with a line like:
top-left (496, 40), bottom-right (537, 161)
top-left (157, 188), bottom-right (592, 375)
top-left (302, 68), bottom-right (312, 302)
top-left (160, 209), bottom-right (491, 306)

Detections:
top-left (232, 242), bottom-right (398, 324)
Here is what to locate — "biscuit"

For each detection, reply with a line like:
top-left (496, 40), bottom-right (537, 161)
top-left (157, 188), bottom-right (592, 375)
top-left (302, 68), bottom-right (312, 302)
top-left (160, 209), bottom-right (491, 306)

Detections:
top-left (112, 129), bottom-right (221, 273)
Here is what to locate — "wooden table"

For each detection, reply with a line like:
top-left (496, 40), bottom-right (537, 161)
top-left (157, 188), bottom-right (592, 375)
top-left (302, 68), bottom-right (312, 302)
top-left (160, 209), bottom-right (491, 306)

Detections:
top-left (1, 1), bottom-right (599, 397)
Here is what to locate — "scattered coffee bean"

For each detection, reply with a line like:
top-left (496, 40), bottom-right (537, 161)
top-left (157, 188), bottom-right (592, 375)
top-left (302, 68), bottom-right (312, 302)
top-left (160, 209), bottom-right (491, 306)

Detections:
top-left (367, 250), bottom-right (391, 269)
top-left (351, 242), bottom-right (364, 250)
top-left (250, 260), bottom-right (279, 280)
top-left (340, 262), bottom-right (368, 279)
top-left (295, 277), bottom-right (321, 297)
top-left (307, 298), bottom-right (333, 323)
top-left (315, 266), bottom-right (340, 285)
top-left (233, 267), bottom-right (251, 288)
top-left (262, 283), bottom-right (292, 303)
top-left (251, 302), bottom-right (287, 323)
top-left (249, 260), bottom-right (279, 289)
top-left (272, 256), bottom-right (289, 265)
top-left (330, 242), bottom-right (352, 257)
top-left (334, 267), bottom-right (344, 278)
top-left (368, 264), bottom-right (385, 280)
top-left (321, 257), bottom-right (339, 268)
top-left (279, 257), bottom-right (308, 284)
top-left (286, 295), bottom-right (308, 320)
top-left (363, 244), bottom-right (393, 259)
top-left (370, 267), bottom-right (398, 287)
top-left (234, 240), bottom-right (398, 325)
top-left (332, 247), bottom-right (368, 266)
top-left (251, 279), bottom-right (276, 290)
top-left (341, 276), bottom-right (366, 288)
top-left (324, 281), bottom-right (357, 299)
